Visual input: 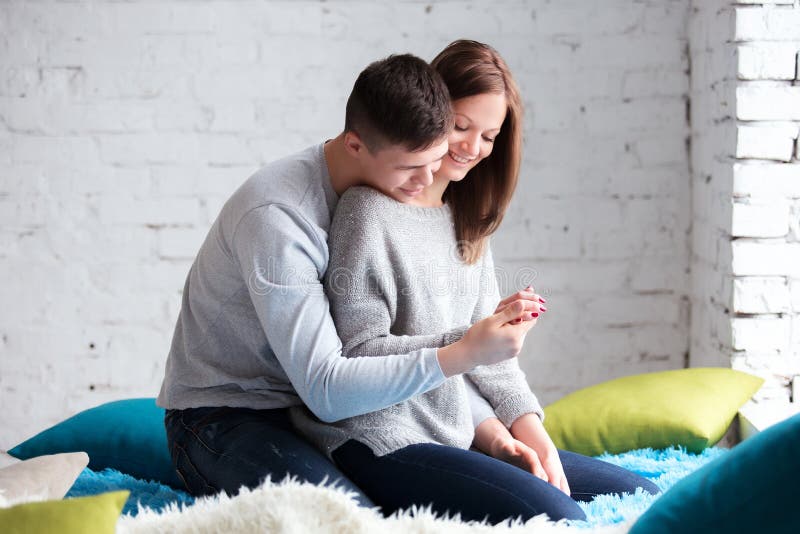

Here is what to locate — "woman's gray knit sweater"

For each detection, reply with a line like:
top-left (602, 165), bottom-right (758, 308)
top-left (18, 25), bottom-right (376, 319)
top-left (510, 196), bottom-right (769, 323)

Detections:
top-left (290, 185), bottom-right (544, 459)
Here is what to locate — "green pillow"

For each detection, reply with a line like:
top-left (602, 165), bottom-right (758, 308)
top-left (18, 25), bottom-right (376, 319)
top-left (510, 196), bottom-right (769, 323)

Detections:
top-left (542, 367), bottom-right (764, 456)
top-left (629, 412), bottom-right (799, 534)
top-left (0, 490), bottom-right (129, 534)
top-left (8, 398), bottom-right (181, 489)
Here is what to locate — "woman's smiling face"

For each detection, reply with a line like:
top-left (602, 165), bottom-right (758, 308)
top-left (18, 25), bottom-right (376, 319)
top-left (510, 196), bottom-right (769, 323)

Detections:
top-left (437, 92), bottom-right (507, 182)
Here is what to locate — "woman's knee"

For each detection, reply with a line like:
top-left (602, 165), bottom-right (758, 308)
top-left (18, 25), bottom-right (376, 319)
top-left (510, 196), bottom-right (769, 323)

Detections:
top-left (557, 448), bottom-right (661, 501)
top-left (505, 477), bottom-right (587, 523)
top-left (634, 476), bottom-right (661, 496)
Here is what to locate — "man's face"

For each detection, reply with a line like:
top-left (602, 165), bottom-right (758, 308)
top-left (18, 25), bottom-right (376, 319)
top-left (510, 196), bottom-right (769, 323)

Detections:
top-left (357, 136), bottom-right (449, 203)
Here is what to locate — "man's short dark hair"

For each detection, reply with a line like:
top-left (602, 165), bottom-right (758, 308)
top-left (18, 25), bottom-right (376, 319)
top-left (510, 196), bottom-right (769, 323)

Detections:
top-left (344, 54), bottom-right (454, 153)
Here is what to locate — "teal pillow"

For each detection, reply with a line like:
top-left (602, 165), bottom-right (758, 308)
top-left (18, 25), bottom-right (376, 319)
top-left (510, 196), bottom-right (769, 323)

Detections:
top-left (630, 412), bottom-right (800, 534)
top-left (8, 398), bottom-right (181, 490)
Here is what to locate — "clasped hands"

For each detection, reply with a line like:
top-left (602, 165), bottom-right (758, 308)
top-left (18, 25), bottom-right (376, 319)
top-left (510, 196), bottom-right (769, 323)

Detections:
top-left (483, 286), bottom-right (570, 496)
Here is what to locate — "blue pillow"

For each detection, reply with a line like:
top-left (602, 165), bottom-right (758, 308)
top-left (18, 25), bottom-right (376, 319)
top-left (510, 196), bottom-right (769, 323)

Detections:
top-left (8, 398), bottom-right (183, 490)
top-left (629, 412), bottom-right (800, 534)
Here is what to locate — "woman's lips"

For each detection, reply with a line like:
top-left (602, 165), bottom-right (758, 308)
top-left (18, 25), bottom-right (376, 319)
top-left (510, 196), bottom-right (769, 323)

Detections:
top-left (448, 151), bottom-right (473, 166)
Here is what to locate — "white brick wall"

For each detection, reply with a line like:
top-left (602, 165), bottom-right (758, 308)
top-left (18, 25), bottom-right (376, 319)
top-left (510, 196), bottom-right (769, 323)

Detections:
top-left (687, 0), bottom-right (738, 378)
top-left (737, 85), bottom-right (800, 121)
top-left (733, 277), bottom-right (791, 314)
top-left (734, 162), bottom-right (800, 197)
top-left (736, 124), bottom-right (799, 161)
top-left (735, 4), bottom-right (800, 41)
top-left (731, 198), bottom-right (790, 237)
top-left (737, 43), bottom-right (798, 80)
top-left (716, 0), bottom-right (800, 401)
top-left (0, 0), bottom-right (695, 448)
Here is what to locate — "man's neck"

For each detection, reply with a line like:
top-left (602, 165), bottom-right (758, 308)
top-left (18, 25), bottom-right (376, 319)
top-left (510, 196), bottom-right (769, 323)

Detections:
top-left (324, 134), bottom-right (363, 197)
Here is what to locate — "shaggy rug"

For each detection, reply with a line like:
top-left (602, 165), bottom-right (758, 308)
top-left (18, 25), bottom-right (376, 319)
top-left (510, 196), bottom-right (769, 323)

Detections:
top-left (59, 445), bottom-right (729, 532)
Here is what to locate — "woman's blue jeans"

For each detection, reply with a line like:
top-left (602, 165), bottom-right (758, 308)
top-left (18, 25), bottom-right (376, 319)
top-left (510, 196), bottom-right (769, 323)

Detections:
top-left (333, 439), bottom-right (661, 524)
top-left (163, 406), bottom-right (375, 507)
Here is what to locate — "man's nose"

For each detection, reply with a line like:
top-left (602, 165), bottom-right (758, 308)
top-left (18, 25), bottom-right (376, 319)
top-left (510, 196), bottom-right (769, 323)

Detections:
top-left (414, 167), bottom-right (435, 187)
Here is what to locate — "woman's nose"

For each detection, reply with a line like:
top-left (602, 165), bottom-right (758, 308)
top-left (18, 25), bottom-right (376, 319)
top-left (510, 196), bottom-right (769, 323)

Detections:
top-left (462, 135), bottom-right (480, 157)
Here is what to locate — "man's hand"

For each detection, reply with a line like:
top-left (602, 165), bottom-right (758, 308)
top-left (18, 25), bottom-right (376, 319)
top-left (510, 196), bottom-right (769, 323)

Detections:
top-left (510, 413), bottom-right (571, 496)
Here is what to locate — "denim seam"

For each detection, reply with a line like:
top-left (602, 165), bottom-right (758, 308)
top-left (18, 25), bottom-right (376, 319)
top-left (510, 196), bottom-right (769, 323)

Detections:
top-left (184, 407), bottom-right (232, 432)
top-left (176, 410), bottom-right (267, 471)
top-left (173, 453), bottom-right (192, 492)
top-left (174, 441), bottom-right (219, 494)
top-left (172, 457), bottom-right (192, 493)
top-left (178, 410), bottom-right (225, 457)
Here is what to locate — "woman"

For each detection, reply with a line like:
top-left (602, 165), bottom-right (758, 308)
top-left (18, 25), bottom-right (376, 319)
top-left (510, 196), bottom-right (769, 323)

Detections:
top-left (291, 40), bottom-right (660, 524)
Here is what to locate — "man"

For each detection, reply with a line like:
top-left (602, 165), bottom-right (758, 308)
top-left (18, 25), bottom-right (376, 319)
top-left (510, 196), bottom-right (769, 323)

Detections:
top-left (157, 53), bottom-right (537, 505)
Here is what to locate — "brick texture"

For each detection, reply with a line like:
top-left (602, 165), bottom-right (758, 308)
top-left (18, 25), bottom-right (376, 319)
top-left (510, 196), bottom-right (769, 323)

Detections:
top-left (12, 0), bottom-right (790, 448)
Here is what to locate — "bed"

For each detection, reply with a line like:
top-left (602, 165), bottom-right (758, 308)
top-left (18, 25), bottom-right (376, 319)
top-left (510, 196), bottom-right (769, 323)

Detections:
top-left (4, 368), bottom-right (794, 533)
top-left (65, 444), bottom-right (731, 532)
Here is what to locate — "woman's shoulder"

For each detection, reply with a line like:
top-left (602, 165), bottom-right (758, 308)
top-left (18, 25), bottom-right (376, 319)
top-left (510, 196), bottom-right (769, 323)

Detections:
top-left (336, 185), bottom-right (431, 228)
top-left (338, 185), bottom-right (398, 213)
top-left (331, 186), bottom-right (396, 237)
top-left (338, 185), bottom-right (453, 220)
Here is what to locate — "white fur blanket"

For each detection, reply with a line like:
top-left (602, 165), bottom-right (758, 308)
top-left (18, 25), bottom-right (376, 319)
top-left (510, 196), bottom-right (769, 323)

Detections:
top-left (116, 476), bottom-right (637, 534)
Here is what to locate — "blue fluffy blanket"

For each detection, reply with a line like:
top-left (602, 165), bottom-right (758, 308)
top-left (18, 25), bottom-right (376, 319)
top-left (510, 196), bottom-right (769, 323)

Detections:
top-left (65, 445), bottom-right (729, 529)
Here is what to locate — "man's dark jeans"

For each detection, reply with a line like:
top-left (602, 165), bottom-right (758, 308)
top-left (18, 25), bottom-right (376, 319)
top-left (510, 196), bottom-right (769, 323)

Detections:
top-left (163, 405), bottom-right (374, 507)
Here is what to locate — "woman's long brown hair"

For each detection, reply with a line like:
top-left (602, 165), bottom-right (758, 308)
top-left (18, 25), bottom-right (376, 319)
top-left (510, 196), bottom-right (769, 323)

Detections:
top-left (432, 40), bottom-right (523, 264)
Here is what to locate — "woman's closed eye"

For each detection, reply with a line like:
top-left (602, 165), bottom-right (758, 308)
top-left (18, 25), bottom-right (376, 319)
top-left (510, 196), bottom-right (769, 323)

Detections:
top-left (455, 125), bottom-right (495, 143)
top-left (456, 124), bottom-right (495, 142)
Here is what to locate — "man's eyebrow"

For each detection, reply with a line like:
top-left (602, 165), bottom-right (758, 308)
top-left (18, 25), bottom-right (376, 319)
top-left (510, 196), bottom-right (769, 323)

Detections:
top-left (395, 149), bottom-right (448, 170)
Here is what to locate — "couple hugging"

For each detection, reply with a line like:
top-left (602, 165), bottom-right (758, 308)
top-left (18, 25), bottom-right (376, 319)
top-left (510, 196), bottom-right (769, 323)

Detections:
top-left (156, 39), bottom-right (659, 524)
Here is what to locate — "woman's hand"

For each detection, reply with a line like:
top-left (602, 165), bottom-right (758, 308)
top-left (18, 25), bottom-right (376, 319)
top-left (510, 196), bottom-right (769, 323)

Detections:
top-left (437, 301), bottom-right (534, 376)
top-left (510, 413), bottom-right (571, 496)
top-left (494, 286), bottom-right (547, 325)
top-left (488, 434), bottom-right (550, 480)
top-left (436, 286), bottom-right (547, 376)
top-left (473, 417), bottom-right (548, 480)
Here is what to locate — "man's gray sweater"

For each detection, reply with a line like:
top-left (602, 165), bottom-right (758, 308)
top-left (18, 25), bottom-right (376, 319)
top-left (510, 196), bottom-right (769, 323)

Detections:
top-left (156, 143), bottom-right (466, 422)
top-left (290, 186), bottom-right (544, 459)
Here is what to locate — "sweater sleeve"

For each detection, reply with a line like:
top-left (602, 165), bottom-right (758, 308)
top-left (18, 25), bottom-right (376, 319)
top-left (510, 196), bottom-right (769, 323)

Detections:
top-left (465, 375), bottom-right (498, 428)
top-left (231, 201), bottom-right (453, 423)
top-left (324, 187), bottom-right (470, 360)
top-left (465, 243), bottom-right (546, 427)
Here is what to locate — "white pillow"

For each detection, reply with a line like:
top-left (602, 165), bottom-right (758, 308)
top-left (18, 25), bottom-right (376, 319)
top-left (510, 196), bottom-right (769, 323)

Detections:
top-left (0, 451), bottom-right (89, 507)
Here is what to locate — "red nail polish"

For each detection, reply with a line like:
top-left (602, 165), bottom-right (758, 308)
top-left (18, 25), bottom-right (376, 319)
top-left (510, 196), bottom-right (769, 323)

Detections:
top-left (531, 312), bottom-right (538, 318)
top-left (540, 306), bottom-right (547, 312)
top-left (539, 297), bottom-right (547, 303)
